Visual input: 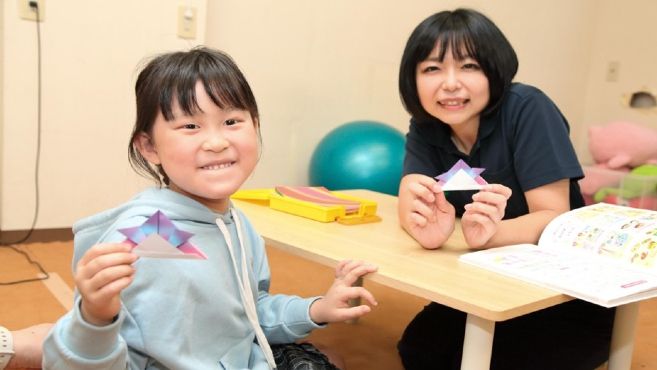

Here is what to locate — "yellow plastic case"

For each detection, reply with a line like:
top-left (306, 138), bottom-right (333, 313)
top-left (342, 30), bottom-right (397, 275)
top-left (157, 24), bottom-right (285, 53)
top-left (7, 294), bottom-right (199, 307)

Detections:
top-left (232, 188), bottom-right (381, 225)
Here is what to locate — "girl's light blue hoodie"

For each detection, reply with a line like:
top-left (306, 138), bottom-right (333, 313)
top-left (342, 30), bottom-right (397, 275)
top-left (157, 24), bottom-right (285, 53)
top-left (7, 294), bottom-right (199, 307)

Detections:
top-left (43, 188), bottom-right (322, 369)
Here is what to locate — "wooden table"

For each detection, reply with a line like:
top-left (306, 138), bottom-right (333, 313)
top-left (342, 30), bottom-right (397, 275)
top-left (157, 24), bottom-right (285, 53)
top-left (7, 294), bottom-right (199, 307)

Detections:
top-left (232, 189), bottom-right (639, 370)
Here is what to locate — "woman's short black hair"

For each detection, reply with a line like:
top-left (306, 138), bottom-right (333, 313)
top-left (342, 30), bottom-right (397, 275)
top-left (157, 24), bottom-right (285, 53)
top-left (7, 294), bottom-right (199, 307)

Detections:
top-left (399, 8), bottom-right (518, 122)
top-left (128, 46), bottom-right (260, 186)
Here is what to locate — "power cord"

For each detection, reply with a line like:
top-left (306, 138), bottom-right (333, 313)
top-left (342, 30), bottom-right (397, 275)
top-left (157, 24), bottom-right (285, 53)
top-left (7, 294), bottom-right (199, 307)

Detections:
top-left (0, 247), bottom-right (49, 286)
top-left (0, 0), bottom-right (49, 285)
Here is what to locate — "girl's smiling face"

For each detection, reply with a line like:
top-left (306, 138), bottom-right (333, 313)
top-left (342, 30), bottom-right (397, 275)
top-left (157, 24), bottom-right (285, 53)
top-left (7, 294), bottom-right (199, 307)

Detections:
top-left (136, 80), bottom-right (259, 212)
top-left (415, 44), bottom-right (490, 131)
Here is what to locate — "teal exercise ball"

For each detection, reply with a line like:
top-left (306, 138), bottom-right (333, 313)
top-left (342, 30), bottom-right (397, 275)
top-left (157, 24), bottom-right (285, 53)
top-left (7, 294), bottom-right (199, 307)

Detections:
top-left (309, 121), bottom-right (405, 195)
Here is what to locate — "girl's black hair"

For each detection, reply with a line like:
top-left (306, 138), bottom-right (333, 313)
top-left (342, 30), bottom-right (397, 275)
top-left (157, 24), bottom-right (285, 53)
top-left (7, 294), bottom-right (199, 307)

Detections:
top-left (399, 8), bottom-right (518, 122)
top-left (128, 47), bottom-right (259, 186)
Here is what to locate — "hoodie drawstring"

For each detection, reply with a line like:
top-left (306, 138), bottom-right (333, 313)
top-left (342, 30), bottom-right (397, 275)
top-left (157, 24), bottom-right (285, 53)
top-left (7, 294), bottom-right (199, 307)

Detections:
top-left (216, 210), bottom-right (277, 370)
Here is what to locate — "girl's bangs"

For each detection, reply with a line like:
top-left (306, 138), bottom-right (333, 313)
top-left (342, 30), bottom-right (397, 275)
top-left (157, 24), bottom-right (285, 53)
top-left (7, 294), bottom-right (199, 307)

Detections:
top-left (158, 58), bottom-right (256, 121)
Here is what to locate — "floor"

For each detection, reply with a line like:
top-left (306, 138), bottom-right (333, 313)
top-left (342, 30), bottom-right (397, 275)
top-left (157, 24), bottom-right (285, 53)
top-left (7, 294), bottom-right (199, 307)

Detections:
top-left (1, 241), bottom-right (656, 370)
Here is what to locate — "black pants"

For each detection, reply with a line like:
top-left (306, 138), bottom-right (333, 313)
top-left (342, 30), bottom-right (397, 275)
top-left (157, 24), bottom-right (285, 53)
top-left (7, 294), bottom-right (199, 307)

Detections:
top-left (272, 342), bottom-right (340, 370)
top-left (398, 300), bottom-right (615, 370)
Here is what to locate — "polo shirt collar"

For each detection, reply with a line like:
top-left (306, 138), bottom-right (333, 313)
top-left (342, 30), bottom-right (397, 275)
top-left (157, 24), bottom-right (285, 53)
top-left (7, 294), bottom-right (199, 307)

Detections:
top-left (429, 113), bottom-right (498, 157)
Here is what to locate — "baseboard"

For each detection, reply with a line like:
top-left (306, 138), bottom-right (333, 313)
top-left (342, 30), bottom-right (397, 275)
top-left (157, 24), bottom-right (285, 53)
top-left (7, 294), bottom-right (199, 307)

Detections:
top-left (0, 228), bottom-right (73, 244)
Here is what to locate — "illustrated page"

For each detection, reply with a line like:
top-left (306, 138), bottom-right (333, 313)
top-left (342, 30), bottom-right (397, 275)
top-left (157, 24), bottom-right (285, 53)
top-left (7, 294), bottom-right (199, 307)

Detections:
top-left (538, 203), bottom-right (657, 270)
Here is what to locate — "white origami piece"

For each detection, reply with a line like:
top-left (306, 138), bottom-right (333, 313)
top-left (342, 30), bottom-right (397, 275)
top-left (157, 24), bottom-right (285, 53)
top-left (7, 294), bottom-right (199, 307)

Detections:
top-left (435, 159), bottom-right (488, 191)
top-left (130, 233), bottom-right (204, 259)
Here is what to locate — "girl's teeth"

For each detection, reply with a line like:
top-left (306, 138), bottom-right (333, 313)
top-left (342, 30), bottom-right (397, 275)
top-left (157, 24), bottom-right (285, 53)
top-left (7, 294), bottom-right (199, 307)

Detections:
top-left (203, 163), bottom-right (232, 170)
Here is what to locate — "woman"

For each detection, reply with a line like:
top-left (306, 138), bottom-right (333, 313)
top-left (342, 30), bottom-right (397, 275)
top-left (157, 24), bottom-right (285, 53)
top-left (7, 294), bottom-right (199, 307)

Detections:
top-left (396, 8), bottom-right (614, 370)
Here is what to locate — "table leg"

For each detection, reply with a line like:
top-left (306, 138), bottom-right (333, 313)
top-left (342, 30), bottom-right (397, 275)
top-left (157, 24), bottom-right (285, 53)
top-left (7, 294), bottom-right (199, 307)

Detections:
top-left (461, 314), bottom-right (495, 370)
top-left (607, 302), bottom-right (640, 370)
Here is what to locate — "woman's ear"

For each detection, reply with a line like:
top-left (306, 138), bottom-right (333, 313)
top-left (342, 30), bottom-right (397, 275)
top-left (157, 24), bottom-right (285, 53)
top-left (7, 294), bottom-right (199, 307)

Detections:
top-left (134, 133), bottom-right (161, 165)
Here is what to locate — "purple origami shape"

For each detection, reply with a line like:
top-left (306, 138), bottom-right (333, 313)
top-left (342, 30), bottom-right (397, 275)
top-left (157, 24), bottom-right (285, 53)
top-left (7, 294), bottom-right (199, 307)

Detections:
top-left (119, 210), bottom-right (207, 259)
top-left (435, 159), bottom-right (488, 190)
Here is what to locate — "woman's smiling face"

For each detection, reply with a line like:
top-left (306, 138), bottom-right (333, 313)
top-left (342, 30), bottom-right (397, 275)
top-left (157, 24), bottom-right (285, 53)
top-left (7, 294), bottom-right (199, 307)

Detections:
top-left (415, 44), bottom-right (490, 130)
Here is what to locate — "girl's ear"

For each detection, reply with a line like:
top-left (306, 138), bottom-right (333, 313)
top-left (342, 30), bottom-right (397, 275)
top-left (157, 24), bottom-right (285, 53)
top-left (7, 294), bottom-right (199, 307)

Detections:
top-left (134, 133), bottom-right (161, 165)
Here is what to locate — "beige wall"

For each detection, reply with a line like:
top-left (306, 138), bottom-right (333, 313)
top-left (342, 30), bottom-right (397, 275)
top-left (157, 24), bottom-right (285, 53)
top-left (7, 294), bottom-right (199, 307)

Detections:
top-left (579, 0), bottom-right (657, 164)
top-left (2, 0), bottom-right (656, 230)
top-left (206, 0), bottom-right (597, 190)
top-left (1, 0), bottom-right (207, 230)
top-left (0, 2), bottom-right (4, 228)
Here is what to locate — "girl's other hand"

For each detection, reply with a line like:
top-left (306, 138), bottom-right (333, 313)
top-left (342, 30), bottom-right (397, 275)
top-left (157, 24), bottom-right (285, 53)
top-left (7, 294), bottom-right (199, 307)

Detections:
top-left (309, 260), bottom-right (378, 324)
top-left (461, 184), bottom-right (512, 248)
top-left (74, 243), bottom-right (138, 326)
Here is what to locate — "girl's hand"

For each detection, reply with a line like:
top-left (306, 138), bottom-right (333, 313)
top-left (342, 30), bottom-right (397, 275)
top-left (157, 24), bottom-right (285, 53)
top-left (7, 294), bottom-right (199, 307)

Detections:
top-left (74, 243), bottom-right (138, 326)
top-left (399, 174), bottom-right (456, 249)
top-left (461, 184), bottom-right (512, 248)
top-left (309, 260), bottom-right (378, 324)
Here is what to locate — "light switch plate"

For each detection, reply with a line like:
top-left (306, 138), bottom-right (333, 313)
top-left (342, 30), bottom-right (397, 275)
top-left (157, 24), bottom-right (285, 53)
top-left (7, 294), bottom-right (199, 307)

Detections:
top-left (177, 5), bottom-right (197, 39)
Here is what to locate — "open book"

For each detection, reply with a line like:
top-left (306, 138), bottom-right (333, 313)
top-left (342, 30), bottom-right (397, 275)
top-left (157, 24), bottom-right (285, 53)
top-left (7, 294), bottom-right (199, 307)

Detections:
top-left (460, 203), bottom-right (657, 307)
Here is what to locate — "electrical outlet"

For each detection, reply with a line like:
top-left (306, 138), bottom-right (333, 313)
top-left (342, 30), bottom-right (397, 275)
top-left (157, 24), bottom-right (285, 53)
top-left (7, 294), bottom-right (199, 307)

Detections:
top-left (18, 0), bottom-right (45, 22)
top-left (177, 5), bottom-right (197, 39)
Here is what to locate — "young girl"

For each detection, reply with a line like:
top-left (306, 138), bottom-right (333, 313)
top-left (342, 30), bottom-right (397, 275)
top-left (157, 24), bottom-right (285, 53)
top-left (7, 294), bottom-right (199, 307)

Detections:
top-left (43, 47), bottom-right (377, 370)
top-left (396, 9), bottom-right (614, 370)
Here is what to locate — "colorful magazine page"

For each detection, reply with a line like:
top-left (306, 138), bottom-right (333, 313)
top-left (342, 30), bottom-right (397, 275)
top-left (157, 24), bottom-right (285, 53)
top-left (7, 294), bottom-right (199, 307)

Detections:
top-left (435, 159), bottom-right (488, 191)
top-left (118, 210), bottom-right (207, 259)
top-left (460, 203), bottom-right (657, 307)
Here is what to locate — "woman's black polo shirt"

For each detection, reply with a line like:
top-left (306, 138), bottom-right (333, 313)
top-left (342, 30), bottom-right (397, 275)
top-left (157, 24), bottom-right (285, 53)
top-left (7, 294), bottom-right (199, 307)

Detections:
top-left (403, 83), bottom-right (584, 219)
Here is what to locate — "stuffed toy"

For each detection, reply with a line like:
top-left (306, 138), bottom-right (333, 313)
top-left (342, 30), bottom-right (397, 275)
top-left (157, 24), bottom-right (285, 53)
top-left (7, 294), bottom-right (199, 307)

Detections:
top-left (579, 122), bottom-right (657, 203)
top-left (588, 121), bottom-right (657, 170)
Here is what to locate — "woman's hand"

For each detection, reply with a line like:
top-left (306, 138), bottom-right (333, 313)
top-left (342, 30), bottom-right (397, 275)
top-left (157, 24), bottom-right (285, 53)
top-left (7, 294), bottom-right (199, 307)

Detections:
top-left (309, 260), bottom-right (378, 324)
top-left (461, 184), bottom-right (512, 248)
top-left (398, 174), bottom-right (456, 249)
top-left (75, 243), bottom-right (138, 326)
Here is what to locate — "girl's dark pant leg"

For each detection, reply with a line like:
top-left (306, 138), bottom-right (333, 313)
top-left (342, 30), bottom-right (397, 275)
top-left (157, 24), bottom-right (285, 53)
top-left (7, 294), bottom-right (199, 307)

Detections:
top-left (398, 300), bottom-right (615, 370)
